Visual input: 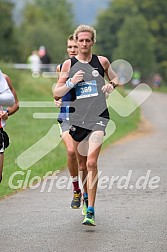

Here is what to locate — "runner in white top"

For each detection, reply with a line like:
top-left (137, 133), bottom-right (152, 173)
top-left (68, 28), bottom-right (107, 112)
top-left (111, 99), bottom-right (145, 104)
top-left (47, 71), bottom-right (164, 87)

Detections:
top-left (0, 70), bottom-right (15, 107)
top-left (0, 70), bottom-right (19, 183)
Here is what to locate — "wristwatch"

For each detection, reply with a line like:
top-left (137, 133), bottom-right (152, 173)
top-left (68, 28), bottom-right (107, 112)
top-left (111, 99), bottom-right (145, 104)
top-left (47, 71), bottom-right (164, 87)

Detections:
top-left (6, 110), bottom-right (10, 116)
top-left (110, 81), bottom-right (117, 89)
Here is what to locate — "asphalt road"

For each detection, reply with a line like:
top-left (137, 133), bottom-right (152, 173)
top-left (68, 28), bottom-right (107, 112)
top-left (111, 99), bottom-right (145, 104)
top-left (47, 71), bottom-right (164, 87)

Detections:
top-left (0, 91), bottom-right (167, 252)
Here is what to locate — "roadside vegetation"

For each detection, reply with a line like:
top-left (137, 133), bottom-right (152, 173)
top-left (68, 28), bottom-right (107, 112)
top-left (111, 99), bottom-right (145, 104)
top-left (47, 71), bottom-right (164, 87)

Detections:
top-left (0, 67), bottom-right (140, 198)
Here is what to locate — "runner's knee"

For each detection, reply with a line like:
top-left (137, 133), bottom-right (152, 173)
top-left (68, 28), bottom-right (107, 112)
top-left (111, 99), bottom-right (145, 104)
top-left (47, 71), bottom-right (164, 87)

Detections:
top-left (66, 149), bottom-right (76, 160)
top-left (87, 159), bottom-right (97, 171)
top-left (78, 160), bottom-right (87, 171)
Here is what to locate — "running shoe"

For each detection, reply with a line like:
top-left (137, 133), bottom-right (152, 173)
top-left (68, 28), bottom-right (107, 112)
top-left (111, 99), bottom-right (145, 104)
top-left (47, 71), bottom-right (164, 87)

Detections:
top-left (71, 190), bottom-right (81, 209)
top-left (82, 197), bottom-right (88, 215)
top-left (82, 211), bottom-right (96, 226)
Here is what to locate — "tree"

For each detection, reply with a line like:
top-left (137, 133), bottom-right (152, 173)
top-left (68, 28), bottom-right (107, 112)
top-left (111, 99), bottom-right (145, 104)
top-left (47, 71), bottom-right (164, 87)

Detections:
top-left (0, 0), bottom-right (19, 61)
top-left (17, 0), bottom-right (75, 63)
top-left (137, 0), bottom-right (167, 80)
top-left (113, 14), bottom-right (156, 78)
top-left (137, 0), bottom-right (167, 63)
top-left (95, 0), bottom-right (138, 60)
top-left (95, 0), bottom-right (167, 80)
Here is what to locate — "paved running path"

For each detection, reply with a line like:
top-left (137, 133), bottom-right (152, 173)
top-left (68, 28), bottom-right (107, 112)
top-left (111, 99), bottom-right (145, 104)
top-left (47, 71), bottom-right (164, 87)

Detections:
top-left (0, 91), bottom-right (167, 252)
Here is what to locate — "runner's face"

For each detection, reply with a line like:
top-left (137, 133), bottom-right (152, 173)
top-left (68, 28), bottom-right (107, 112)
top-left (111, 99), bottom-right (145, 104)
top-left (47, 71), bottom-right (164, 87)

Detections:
top-left (67, 40), bottom-right (78, 58)
top-left (77, 32), bottom-right (94, 53)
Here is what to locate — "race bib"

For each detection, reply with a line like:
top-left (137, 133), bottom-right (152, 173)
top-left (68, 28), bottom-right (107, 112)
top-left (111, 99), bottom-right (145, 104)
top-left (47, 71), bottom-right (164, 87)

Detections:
top-left (75, 80), bottom-right (98, 99)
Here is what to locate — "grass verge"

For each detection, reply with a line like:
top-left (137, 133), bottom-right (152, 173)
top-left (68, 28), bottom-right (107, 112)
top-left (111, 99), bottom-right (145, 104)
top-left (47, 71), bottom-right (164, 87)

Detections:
top-left (0, 66), bottom-right (140, 199)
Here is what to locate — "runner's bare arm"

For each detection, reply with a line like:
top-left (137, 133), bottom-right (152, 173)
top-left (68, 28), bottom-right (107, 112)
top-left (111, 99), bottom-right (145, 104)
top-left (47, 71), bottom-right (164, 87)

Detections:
top-left (4, 74), bottom-right (19, 116)
top-left (53, 60), bottom-right (84, 100)
top-left (53, 59), bottom-right (71, 100)
top-left (99, 56), bottom-right (118, 84)
top-left (98, 56), bottom-right (119, 93)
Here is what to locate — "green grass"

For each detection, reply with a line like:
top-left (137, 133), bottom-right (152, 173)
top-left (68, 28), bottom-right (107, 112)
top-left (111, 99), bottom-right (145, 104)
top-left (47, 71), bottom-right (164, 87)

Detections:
top-left (0, 67), bottom-right (140, 199)
top-left (102, 107), bottom-right (140, 149)
top-left (152, 85), bottom-right (167, 93)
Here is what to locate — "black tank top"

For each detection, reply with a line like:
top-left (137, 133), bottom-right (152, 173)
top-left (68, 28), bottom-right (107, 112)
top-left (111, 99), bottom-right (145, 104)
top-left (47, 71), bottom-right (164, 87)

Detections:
top-left (69, 54), bottom-right (109, 128)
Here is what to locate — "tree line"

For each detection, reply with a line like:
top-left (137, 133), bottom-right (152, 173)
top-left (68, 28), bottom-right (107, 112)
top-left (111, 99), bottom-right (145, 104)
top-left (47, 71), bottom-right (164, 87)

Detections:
top-left (0, 0), bottom-right (74, 63)
top-left (94, 0), bottom-right (167, 81)
top-left (0, 0), bottom-right (167, 81)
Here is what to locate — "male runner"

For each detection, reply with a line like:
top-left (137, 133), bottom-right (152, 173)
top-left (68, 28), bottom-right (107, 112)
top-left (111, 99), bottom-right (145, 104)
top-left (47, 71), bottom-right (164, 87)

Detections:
top-left (54, 25), bottom-right (118, 226)
top-left (55, 35), bottom-right (82, 208)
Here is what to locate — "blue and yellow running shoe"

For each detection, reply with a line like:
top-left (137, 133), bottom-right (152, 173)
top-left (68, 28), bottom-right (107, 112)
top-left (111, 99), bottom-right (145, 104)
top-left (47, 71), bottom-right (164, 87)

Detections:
top-left (71, 191), bottom-right (81, 209)
top-left (82, 211), bottom-right (96, 226)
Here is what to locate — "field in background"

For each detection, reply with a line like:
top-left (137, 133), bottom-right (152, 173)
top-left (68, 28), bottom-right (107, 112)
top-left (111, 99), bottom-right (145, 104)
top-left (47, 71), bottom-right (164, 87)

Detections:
top-left (0, 66), bottom-right (140, 198)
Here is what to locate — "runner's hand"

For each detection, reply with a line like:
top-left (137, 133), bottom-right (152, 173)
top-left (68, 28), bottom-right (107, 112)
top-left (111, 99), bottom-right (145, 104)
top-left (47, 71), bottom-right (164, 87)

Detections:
top-left (101, 83), bottom-right (114, 93)
top-left (54, 98), bottom-right (62, 107)
top-left (71, 70), bottom-right (85, 85)
top-left (0, 110), bottom-right (9, 120)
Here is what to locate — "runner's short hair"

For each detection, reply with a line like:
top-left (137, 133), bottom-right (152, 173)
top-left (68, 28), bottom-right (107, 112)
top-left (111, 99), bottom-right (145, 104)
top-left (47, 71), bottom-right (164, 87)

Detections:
top-left (73, 25), bottom-right (96, 43)
top-left (68, 34), bottom-right (74, 41)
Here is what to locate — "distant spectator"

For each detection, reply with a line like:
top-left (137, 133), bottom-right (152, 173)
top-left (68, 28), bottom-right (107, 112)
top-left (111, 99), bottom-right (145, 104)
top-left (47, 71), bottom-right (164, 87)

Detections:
top-left (131, 69), bottom-right (141, 86)
top-left (38, 45), bottom-right (51, 72)
top-left (152, 73), bottom-right (161, 88)
top-left (27, 50), bottom-right (41, 74)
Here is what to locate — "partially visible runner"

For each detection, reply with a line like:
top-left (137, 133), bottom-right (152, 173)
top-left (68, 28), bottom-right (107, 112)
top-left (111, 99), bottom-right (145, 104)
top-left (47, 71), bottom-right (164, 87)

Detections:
top-left (55, 35), bottom-right (82, 209)
top-left (54, 25), bottom-right (119, 226)
top-left (0, 70), bottom-right (19, 183)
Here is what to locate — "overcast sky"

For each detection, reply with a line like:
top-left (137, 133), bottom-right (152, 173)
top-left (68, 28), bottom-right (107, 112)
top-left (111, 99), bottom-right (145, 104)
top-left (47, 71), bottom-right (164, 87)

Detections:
top-left (68, 0), bottom-right (109, 25)
top-left (11, 0), bottom-right (109, 25)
